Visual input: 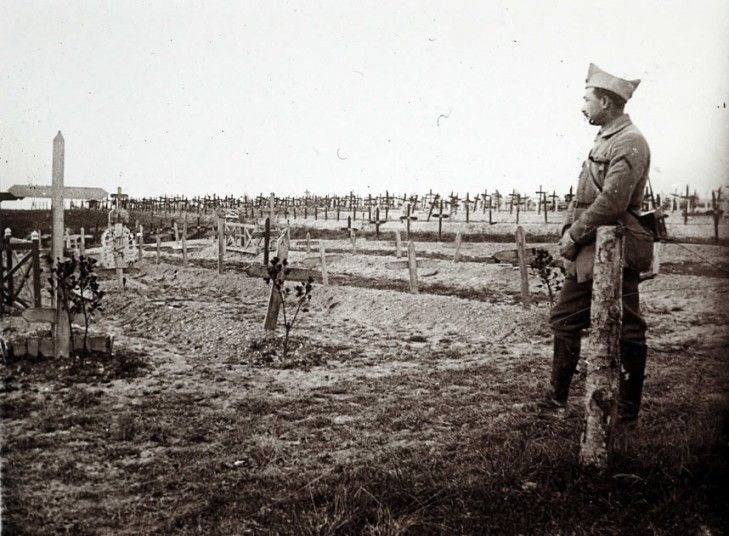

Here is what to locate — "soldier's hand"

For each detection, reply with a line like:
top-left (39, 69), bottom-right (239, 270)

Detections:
top-left (559, 231), bottom-right (578, 261)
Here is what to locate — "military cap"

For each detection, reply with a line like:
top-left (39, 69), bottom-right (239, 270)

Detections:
top-left (585, 63), bottom-right (640, 101)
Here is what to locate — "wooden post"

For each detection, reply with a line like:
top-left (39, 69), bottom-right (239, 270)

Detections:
top-left (114, 222), bottom-right (125, 289)
top-left (31, 231), bottom-right (41, 308)
top-left (406, 204), bottom-right (411, 239)
top-left (515, 226), bottom-right (530, 309)
top-left (4, 229), bottom-right (13, 306)
top-left (306, 232), bottom-right (311, 253)
top-left (137, 225), bottom-right (143, 260)
top-left (395, 230), bottom-right (402, 258)
top-left (407, 240), bottom-right (418, 294)
top-left (712, 190), bottom-right (721, 243)
top-left (465, 202), bottom-right (469, 223)
top-left (79, 227), bottom-right (86, 257)
top-left (579, 226), bottom-right (624, 469)
top-left (52, 132), bottom-right (71, 358)
top-left (438, 200), bottom-right (443, 241)
top-left (350, 229), bottom-right (357, 254)
top-left (454, 231), bottom-right (462, 262)
top-left (182, 218), bottom-right (188, 267)
top-left (173, 220), bottom-right (180, 245)
top-left (217, 217), bottom-right (225, 274)
top-left (261, 217), bottom-right (270, 265)
top-left (156, 231), bottom-right (161, 264)
top-left (263, 233), bottom-right (289, 333)
top-left (319, 241), bottom-right (329, 286)
top-left (51, 132), bottom-right (65, 265)
top-left (652, 241), bottom-right (662, 275)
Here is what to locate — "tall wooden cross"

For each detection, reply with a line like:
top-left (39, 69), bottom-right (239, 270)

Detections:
top-left (535, 185), bottom-right (547, 214)
top-left (9, 132), bottom-right (108, 358)
top-left (549, 190), bottom-right (560, 212)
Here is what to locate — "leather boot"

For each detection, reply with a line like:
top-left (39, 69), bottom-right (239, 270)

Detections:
top-left (550, 336), bottom-right (581, 405)
top-left (619, 340), bottom-right (647, 422)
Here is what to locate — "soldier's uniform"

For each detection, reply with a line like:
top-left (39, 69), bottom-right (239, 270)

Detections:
top-left (546, 64), bottom-right (654, 420)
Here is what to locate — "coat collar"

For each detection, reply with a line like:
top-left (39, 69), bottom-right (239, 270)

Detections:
top-left (597, 113), bottom-right (632, 138)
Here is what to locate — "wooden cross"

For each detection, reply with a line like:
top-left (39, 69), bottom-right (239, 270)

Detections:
top-left (369, 207), bottom-right (387, 239)
top-left (549, 191), bottom-right (559, 212)
top-left (426, 194), bottom-right (440, 222)
top-left (399, 203), bottom-right (418, 239)
top-left (8, 132), bottom-right (108, 358)
top-left (508, 190), bottom-right (519, 215)
top-left (679, 185), bottom-right (693, 224)
top-left (493, 190), bottom-right (502, 212)
top-left (564, 186), bottom-right (575, 205)
top-left (535, 185), bottom-right (547, 214)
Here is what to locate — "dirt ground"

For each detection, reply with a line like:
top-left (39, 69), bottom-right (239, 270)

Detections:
top-left (2, 218), bottom-right (729, 534)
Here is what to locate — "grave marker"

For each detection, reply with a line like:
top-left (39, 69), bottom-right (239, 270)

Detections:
top-left (407, 240), bottom-right (419, 294)
top-left (319, 241), bottom-right (329, 286)
top-left (515, 226), bottom-right (530, 309)
top-left (453, 231), bottom-right (462, 262)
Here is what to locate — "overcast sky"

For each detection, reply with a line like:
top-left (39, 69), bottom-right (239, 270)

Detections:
top-left (1, 0), bottom-right (728, 202)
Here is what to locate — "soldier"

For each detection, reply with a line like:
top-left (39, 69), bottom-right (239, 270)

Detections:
top-left (544, 63), bottom-right (655, 421)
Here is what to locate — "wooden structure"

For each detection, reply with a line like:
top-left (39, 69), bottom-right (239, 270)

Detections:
top-left (579, 226), bottom-right (624, 468)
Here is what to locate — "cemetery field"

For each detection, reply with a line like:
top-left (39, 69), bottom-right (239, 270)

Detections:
top-left (2, 220), bottom-right (729, 534)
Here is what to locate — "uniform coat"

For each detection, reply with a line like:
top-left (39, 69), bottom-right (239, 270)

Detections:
top-left (561, 113), bottom-right (654, 282)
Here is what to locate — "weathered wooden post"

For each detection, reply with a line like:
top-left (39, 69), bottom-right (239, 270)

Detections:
top-left (712, 190), bottom-right (722, 243)
top-left (319, 241), bottom-right (329, 286)
top-left (350, 229), bottom-right (357, 254)
top-left (515, 225), bottom-right (530, 309)
top-left (182, 218), bottom-right (188, 266)
top-left (263, 233), bottom-right (289, 333)
top-left (217, 217), bottom-right (225, 274)
top-left (406, 203), bottom-right (412, 239)
top-left (407, 240), bottom-right (419, 294)
top-left (79, 227), bottom-right (86, 257)
top-left (579, 226), bottom-right (624, 469)
top-left (306, 232), bottom-right (311, 253)
top-left (454, 231), bottom-right (462, 263)
top-left (31, 231), bottom-right (41, 308)
top-left (438, 200), bottom-right (444, 242)
top-left (113, 222), bottom-right (125, 288)
top-left (137, 224), bottom-right (143, 260)
top-left (395, 230), bottom-right (402, 258)
top-left (263, 217), bottom-right (270, 265)
top-left (51, 132), bottom-right (71, 357)
top-left (173, 220), bottom-right (180, 245)
top-left (156, 231), bottom-right (161, 264)
top-left (4, 229), bottom-right (13, 307)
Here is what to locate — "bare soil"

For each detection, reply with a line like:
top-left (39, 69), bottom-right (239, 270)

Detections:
top-left (2, 214), bottom-right (729, 534)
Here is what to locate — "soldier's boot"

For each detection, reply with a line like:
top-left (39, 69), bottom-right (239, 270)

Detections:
top-left (618, 340), bottom-right (647, 423)
top-left (539, 336), bottom-right (581, 416)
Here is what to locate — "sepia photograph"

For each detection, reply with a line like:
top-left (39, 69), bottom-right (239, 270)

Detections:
top-left (1, 1), bottom-right (728, 534)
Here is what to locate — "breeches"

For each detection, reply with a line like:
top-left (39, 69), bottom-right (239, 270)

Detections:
top-left (549, 269), bottom-right (646, 343)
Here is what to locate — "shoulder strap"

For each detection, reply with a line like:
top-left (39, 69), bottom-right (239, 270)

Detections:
top-left (587, 162), bottom-right (603, 193)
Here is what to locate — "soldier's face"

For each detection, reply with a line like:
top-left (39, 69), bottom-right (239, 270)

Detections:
top-left (581, 88), bottom-right (607, 126)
